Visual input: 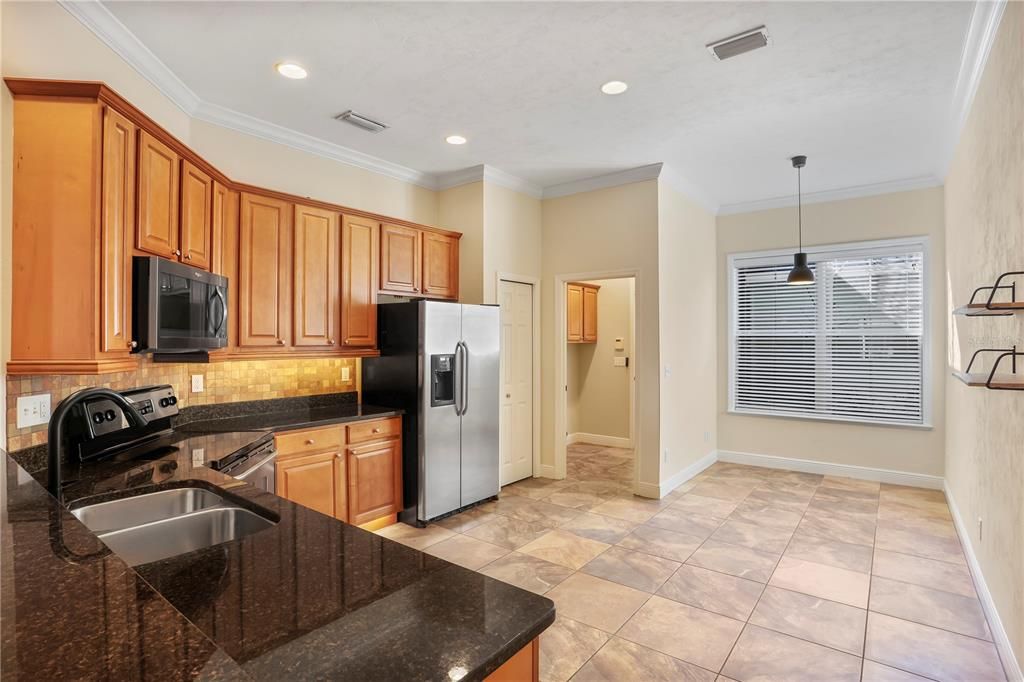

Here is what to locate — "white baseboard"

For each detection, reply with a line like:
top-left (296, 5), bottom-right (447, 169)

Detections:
top-left (656, 450), bottom-right (718, 498)
top-left (944, 483), bottom-right (1022, 681)
top-left (539, 464), bottom-right (558, 479)
top-left (567, 432), bottom-right (632, 449)
top-left (716, 449), bottom-right (944, 490)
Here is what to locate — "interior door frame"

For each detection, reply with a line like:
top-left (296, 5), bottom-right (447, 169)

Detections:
top-left (495, 272), bottom-right (542, 481)
top-left (554, 269), bottom-right (640, 492)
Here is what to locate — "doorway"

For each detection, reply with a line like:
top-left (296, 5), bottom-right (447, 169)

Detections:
top-left (555, 270), bottom-right (640, 490)
top-left (498, 276), bottom-right (538, 485)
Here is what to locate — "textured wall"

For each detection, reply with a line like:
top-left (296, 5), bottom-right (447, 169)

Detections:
top-left (6, 357), bottom-right (358, 451)
top-left (944, 2), bottom-right (1024, 670)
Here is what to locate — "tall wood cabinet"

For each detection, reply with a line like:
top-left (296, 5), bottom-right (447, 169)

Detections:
top-left (567, 282), bottom-right (599, 344)
top-left (100, 108), bottom-right (137, 355)
top-left (238, 193), bottom-right (293, 348)
top-left (179, 160), bottom-right (214, 269)
top-left (136, 130), bottom-right (180, 260)
top-left (341, 215), bottom-right (379, 348)
top-left (293, 204), bottom-right (339, 348)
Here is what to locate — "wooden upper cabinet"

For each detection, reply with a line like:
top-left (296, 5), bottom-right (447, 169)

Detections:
top-left (100, 108), bottom-right (136, 354)
top-left (347, 438), bottom-right (402, 526)
top-left (422, 232), bottom-right (459, 299)
top-left (239, 193), bottom-right (292, 348)
top-left (293, 204), bottom-right (339, 347)
top-left (179, 159), bottom-right (213, 270)
top-left (567, 283), bottom-right (599, 344)
top-left (136, 130), bottom-right (180, 259)
top-left (582, 285), bottom-right (598, 343)
top-left (380, 223), bottom-right (421, 295)
top-left (567, 284), bottom-right (583, 342)
top-left (341, 215), bottom-right (379, 348)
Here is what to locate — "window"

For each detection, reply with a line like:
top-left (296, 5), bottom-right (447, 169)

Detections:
top-left (729, 238), bottom-right (928, 426)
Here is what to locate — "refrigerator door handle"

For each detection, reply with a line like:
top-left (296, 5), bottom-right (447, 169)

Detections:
top-left (460, 341), bottom-right (470, 416)
top-left (454, 341), bottom-right (466, 416)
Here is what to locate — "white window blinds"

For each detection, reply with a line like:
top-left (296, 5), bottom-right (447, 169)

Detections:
top-left (730, 240), bottom-right (926, 426)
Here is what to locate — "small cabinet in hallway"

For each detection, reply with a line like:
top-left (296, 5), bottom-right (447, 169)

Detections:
top-left (567, 282), bottom-right (599, 344)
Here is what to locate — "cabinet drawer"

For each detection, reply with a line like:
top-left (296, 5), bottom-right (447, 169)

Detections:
top-left (347, 417), bottom-right (401, 444)
top-left (275, 425), bottom-right (344, 457)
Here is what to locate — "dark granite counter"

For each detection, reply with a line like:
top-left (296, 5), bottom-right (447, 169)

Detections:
top-left (2, 428), bottom-right (553, 681)
top-left (178, 402), bottom-right (402, 436)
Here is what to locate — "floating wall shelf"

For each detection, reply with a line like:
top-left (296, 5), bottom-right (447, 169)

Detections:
top-left (953, 271), bottom-right (1024, 316)
top-left (952, 347), bottom-right (1024, 391)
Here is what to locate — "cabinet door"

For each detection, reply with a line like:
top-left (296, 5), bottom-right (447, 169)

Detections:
top-left (211, 182), bottom-right (239, 347)
top-left (238, 193), bottom-right (292, 347)
top-left (341, 215), bottom-right (378, 348)
top-left (276, 451), bottom-right (337, 517)
top-left (422, 232), bottom-right (459, 299)
top-left (380, 223), bottom-right (421, 295)
top-left (179, 159), bottom-right (213, 270)
top-left (293, 204), bottom-right (339, 347)
top-left (348, 439), bottom-right (402, 525)
top-left (100, 108), bottom-right (136, 354)
top-left (567, 285), bottom-right (583, 342)
top-left (136, 130), bottom-right (180, 258)
top-left (582, 286), bottom-right (598, 343)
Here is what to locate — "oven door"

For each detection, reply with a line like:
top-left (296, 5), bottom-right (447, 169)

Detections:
top-left (134, 256), bottom-right (229, 352)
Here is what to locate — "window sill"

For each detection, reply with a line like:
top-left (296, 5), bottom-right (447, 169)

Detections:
top-left (726, 408), bottom-right (934, 431)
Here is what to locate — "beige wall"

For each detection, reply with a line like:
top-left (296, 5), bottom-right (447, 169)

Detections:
top-left (659, 183), bottom-right (718, 485)
top-left (716, 187), bottom-right (947, 477)
top-left (944, 2), bottom-right (1023, 670)
top-left (482, 182), bottom-right (542, 304)
top-left (567, 278), bottom-right (633, 442)
top-left (541, 180), bottom-right (661, 487)
top-left (438, 182), bottom-right (485, 303)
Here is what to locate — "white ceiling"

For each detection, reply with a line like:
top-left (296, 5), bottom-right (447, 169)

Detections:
top-left (96, 1), bottom-right (976, 209)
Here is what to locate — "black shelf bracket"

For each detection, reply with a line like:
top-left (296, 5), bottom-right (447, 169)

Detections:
top-left (962, 346), bottom-right (1023, 391)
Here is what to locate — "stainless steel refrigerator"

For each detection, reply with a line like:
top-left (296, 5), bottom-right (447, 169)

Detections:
top-left (362, 300), bottom-right (499, 524)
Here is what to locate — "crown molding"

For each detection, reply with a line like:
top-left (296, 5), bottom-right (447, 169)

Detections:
top-left (542, 163), bottom-right (664, 199)
top-left (435, 165), bottom-right (543, 198)
top-left (937, 0), bottom-right (1007, 177)
top-left (717, 174), bottom-right (943, 216)
top-left (192, 100), bottom-right (436, 189)
top-left (59, 0), bottom-right (201, 114)
top-left (434, 165), bottom-right (486, 192)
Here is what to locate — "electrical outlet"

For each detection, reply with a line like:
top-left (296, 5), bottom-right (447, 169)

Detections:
top-left (704, 431), bottom-right (711, 443)
top-left (191, 374), bottom-right (204, 393)
top-left (663, 448), bottom-right (669, 463)
top-left (978, 517), bottom-right (983, 541)
top-left (613, 357), bottom-right (627, 367)
top-left (16, 394), bottom-right (51, 428)
top-left (192, 448), bottom-right (206, 467)
top-left (342, 366), bottom-right (351, 381)
top-left (664, 365), bottom-right (672, 378)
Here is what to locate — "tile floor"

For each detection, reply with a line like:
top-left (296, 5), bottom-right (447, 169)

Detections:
top-left (375, 444), bottom-right (1009, 681)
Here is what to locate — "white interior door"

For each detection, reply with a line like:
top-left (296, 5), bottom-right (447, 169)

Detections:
top-left (499, 279), bottom-right (534, 485)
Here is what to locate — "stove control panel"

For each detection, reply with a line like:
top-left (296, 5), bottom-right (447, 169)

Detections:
top-left (83, 385), bottom-right (179, 438)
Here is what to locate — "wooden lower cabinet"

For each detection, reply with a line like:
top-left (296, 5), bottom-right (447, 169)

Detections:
top-left (274, 418), bottom-right (400, 528)
top-left (486, 638), bottom-right (539, 682)
top-left (347, 438), bottom-right (402, 525)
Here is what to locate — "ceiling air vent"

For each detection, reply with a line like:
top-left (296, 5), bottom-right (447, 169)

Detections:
top-left (335, 110), bottom-right (389, 133)
top-left (706, 26), bottom-right (771, 61)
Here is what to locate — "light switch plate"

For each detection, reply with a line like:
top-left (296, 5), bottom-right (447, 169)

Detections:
top-left (614, 337), bottom-right (625, 351)
top-left (191, 374), bottom-right (205, 393)
top-left (16, 394), bottom-right (51, 428)
top-left (613, 357), bottom-right (627, 367)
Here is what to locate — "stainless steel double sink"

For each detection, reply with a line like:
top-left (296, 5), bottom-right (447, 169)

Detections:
top-left (70, 487), bottom-right (277, 566)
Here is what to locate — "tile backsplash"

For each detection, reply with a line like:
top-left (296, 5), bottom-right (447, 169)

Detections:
top-left (6, 356), bottom-right (358, 451)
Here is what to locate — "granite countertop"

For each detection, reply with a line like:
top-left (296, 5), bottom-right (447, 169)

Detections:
top-left (177, 402), bottom-right (403, 436)
top-left (2, 403), bottom-right (553, 681)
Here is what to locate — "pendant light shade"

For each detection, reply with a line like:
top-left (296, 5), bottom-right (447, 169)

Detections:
top-left (787, 155), bottom-right (814, 286)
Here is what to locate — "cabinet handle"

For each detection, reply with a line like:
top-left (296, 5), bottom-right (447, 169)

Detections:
top-left (128, 340), bottom-right (138, 349)
top-left (305, 439), bottom-right (315, 445)
top-left (328, 338), bottom-right (336, 345)
top-left (413, 287), bottom-right (419, 292)
top-left (173, 249), bottom-right (182, 256)
top-left (372, 427), bottom-right (381, 434)
top-left (184, 252), bottom-right (192, 260)
top-left (276, 339), bottom-right (285, 345)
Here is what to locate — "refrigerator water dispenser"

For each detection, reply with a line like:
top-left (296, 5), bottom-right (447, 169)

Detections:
top-left (430, 354), bottom-right (456, 407)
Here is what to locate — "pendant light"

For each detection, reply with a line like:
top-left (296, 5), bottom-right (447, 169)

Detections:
top-left (787, 155), bottom-right (814, 285)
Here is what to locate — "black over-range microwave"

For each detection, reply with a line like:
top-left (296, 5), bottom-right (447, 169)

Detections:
top-left (133, 256), bottom-right (228, 353)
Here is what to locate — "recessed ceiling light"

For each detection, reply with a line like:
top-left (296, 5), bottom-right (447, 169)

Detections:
top-left (445, 135), bottom-right (467, 145)
top-left (600, 80), bottom-right (628, 95)
top-left (275, 62), bottom-right (308, 80)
